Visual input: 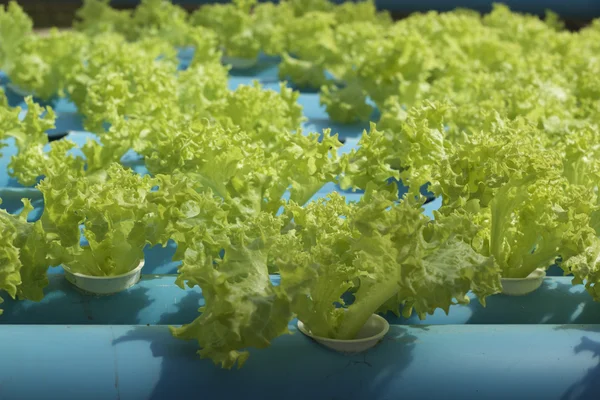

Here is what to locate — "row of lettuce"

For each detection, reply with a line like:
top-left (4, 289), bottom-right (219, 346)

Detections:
top-left (3, 0), bottom-right (600, 128)
top-left (0, 0), bottom-right (600, 368)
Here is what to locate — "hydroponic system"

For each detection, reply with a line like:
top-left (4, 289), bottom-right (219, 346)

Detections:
top-left (1, 0), bottom-right (600, 399)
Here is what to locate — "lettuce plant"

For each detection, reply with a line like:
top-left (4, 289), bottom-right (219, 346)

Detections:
top-left (0, 199), bottom-right (51, 308)
top-left (190, 0), bottom-right (262, 60)
top-left (0, 1), bottom-right (32, 72)
top-left (344, 102), bottom-right (599, 281)
top-left (170, 185), bottom-right (501, 368)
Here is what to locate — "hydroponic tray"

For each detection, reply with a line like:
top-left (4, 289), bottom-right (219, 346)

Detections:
top-left (0, 54), bottom-right (597, 400)
top-left (1, 324), bottom-right (599, 400)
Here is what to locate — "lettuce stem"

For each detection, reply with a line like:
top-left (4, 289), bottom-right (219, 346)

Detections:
top-left (335, 281), bottom-right (398, 340)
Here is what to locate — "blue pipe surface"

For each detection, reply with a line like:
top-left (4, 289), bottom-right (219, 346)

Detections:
top-left (0, 323), bottom-right (599, 400)
top-left (375, 0), bottom-right (600, 18)
top-left (0, 276), bottom-right (594, 326)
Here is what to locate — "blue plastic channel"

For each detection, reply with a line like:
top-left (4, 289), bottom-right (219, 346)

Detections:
top-left (0, 274), bottom-right (593, 326)
top-left (387, 276), bottom-right (592, 325)
top-left (547, 264), bottom-right (566, 276)
top-left (297, 92), bottom-right (376, 141)
top-left (47, 96), bottom-right (84, 137)
top-left (177, 46), bottom-right (195, 70)
top-left (0, 323), bottom-right (599, 400)
top-left (0, 274), bottom-right (200, 325)
top-left (177, 46), bottom-right (195, 61)
top-left (46, 113), bottom-right (85, 138)
top-left (303, 117), bottom-right (369, 141)
top-left (296, 92), bottom-right (329, 120)
top-left (374, 0), bottom-right (600, 19)
top-left (2, 82), bottom-right (58, 108)
top-left (227, 52), bottom-right (280, 78)
top-left (3, 88), bottom-right (26, 108)
top-left (0, 137), bottom-right (19, 188)
top-left (280, 68), bottom-right (341, 94)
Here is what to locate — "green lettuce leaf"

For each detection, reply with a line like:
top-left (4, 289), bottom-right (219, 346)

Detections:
top-left (7, 30), bottom-right (88, 100)
top-left (0, 1), bottom-right (32, 72)
top-left (38, 163), bottom-right (154, 276)
top-left (0, 199), bottom-right (53, 303)
top-left (319, 84), bottom-right (373, 124)
top-left (190, 0), bottom-right (260, 59)
top-left (171, 212), bottom-right (292, 369)
top-left (276, 187), bottom-right (500, 338)
top-left (74, 0), bottom-right (133, 37)
top-left (0, 203), bottom-right (23, 312)
top-left (1, 97), bottom-right (61, 186)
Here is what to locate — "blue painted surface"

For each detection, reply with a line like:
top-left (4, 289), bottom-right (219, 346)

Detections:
top-left (0, 275), bottom-right (594, 326)
top-left (177, 46), bottom-right (195, 70)
top-left (388, 276), bottom-right (592, 325)
top-left (0, 274), bottom-right (201, 325)
top-left (1, 323), bottom-right (599, 400)
top-left (47, 97), bottom-right (85, 136)
top-left (0, 137), bottom-right (19, 188)
top-left (3, 82), bottom-right (29, 108)
top-left (2, 83), bottom-right (57, 108)
top-left (228, 53), bottom-right (280, 78)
